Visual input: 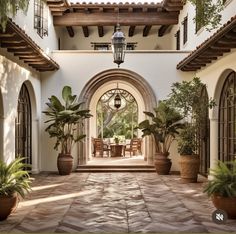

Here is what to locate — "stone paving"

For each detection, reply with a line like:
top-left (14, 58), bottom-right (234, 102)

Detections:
top-left (1, 172), bottom-right (236, 233)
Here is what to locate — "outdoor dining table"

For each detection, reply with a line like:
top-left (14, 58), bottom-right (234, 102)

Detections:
top-left (110, 144), bottom-right (125, 157)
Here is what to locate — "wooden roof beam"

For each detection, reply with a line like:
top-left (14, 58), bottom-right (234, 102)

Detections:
top-left (158, 25), bottom-right (170, 37)
top-left (224, 31), bottom-right (236, 39)
top-left (53, 12), bottom-right (179, 26)
top-left (98, 26), bottom-right (104, 37)
top-left (128, 26), bottom-right (135, 37)
top-left (209, 46), bottom-right (231, 52)
top-left (66, 26), bottom-right (75, 37)
top-left (143, 25), bottom-right (152, 37)
top-left (1, 43), bottom-right (28, 49)
top-left (82, 26), bottom-right (89, 37)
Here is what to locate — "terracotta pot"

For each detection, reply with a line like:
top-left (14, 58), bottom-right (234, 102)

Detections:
top-left (212, 194), bottom-right (236, 219)
top-left (0, 194), bottom-right (18, 221)
top-left (57, 153), bottom-right (73, 175)
top-left (179, 154), bottom-right (200, 183)
top-left (154, 153), bottom-right (172, 175)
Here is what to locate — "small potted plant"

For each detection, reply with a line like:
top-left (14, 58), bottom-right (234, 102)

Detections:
top-left (43, 86), bottom-right (92, 175)
top-left (0, 157), bottom-right (32, 221)
top-left (138, 101), bottom-right (184, 175)
top-left (168, 77), bottom-right (215, 182)
top-left (114, 136), bottom-right (120, 144)
top-left (203, 160), bottom-right (236, 219)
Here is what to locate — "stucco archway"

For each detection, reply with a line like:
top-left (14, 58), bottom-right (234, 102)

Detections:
top-left (209, 68), bottom-right (236, 172)
top-left (17, 81), bottom-right (39, 173)
top-left (78, 68), bottom-right (157, 165)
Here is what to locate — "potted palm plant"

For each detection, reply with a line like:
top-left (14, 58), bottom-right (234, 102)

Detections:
top-left (43, 86), bottom-right (91, 175)
top-left (0, 157), bottom-right (31, 221)
top-left (138, 101), bottom-right (184, 175)
top-left (168, 77), bottom-right (215, 182)
top-left (204, 160), bottom-right (236, 219)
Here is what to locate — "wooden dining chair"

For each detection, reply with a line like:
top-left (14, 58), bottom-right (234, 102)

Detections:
top-left (92, 138), bottom-right (110, 157)
top-left (124, 138), bottom-right (140, 157)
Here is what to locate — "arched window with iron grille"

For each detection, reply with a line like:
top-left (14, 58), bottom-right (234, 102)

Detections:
top-left (15, 84), bottom-right (32, 165)
top-left (219, 71), bottom-right (236, 162)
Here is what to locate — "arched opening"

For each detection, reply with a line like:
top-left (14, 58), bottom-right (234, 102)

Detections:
top-left (218, 71), bottom-right (236, 162)
top-left (79, 68), bottom-right (157, 165)
top-left (96, 88), bottom-right (138, 140)
top-left (15, 83), bottom-right (32, 165)
top-left (198, 86), bottom-right (210, 176)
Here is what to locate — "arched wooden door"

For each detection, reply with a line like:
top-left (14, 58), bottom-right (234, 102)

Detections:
top-left (15, 84), bottom-right (32, 164)
top-left (219, 71), bottom-right (236, 162)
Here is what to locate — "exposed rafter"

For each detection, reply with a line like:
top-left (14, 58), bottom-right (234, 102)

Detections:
top-left (128, 26), bottom-right (136, 37)
top-left (47, 1), bottom-right (183, 37)
top-left (82, 26), bottom-right (89, 37)
top-left (158, 25), bottom-right (170, 37)
top-left (143, 25), bottom-right (152, 37)
top-left (177, 16), bottom-right (236, 71)
top-left (98, 26), bottom-right (104, 37)
top-left (0, 19), bottom-right (59, 72)
top-left (66, 26), bottom-right (75, 37)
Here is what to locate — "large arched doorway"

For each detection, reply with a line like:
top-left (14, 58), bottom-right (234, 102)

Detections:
top-left (218, 71), bottom-right (236, 162)
top-left (96, 88), bottom-right (138, 140)
top-left (15, 83), bottom-right (32, 165)
top-left (79, 69), bottom-right (157, 165)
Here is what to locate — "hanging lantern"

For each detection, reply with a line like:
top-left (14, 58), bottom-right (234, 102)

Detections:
top-left (114, 93), bottom-right (121, 109)
top-left (111, 24), bottom-right (126, 67)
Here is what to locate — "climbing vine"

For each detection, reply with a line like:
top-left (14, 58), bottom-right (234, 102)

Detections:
top-left (0, 0), bottom-right (29, 31)
top-left (187, 0), bottom-right (224, 31)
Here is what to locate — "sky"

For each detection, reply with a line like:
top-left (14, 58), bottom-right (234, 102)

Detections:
top-left (71, 0), bottom-right (163, 3)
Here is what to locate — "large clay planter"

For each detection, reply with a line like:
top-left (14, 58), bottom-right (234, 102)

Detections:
top-left (0, 194), bottom-right (18, 221)
top-left (154, 153), bottom-right (172, 175)
top-left (179, 154), bottom-right (200, 183)
top-left (212, 194), bottom-right (236, 219)
top-left (57, 153), bottom-right (73, 175)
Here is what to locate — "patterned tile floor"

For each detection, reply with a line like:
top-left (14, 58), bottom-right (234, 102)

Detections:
top-left (1, 172), bottom-right (236, 233)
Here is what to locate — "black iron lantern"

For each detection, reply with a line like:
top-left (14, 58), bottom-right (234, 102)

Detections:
top-left (111, 24), bottom-right (126, 67)
top-left (114, 93), bottom-right (121, 109)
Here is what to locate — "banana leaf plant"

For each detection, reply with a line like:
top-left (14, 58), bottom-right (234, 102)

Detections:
top-left (138, 101), bottom-right (184, 156)
top-left (43, 86), bottom-right (92, 155)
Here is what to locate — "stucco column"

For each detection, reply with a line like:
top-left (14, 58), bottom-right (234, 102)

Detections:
top-left (32, 119), bottom-right (39, 174)
top-left (0, 116), bottom-right (4, 160)
top-left (209, 117), bottom-right (218, 177)
top-left (146, 135), bottom-right (154, 165)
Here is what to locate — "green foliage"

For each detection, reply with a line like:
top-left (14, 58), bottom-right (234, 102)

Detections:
top-left (168, 77), bottom-right (215, 155)
top-left (188, 0), bottom-right (224, 32)
top-left (0, 157), bottom-right (32, 198)
top-left (0, 0), bottom-right (29, 31)
top-left (97, 100), bottom-right (138, 139)
top-left (204, 161), bottom-right (236, 197)
top-left (138, 101), bottom-right (184, 155)
top-left (43, 86), bottom-right (92, 154)
top-left (177, 124), bottom-right (196, 155)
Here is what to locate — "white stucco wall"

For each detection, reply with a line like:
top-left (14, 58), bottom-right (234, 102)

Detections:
top-left (12, 0), bottom-right (59, 53)
top-left (0, 54), bottom-right (41, 173)
top-left (41, 50), bottom-right (193, 172)
top-left (58, 26), bottom-right (172, 50)
top-left (195, 49), bottom-right (236, 172)
top-left (170, 0), bottom-right (236, 51)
